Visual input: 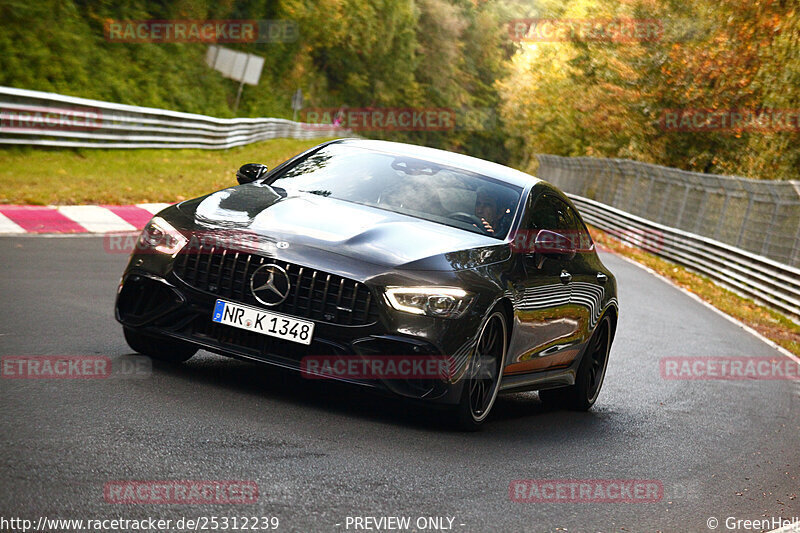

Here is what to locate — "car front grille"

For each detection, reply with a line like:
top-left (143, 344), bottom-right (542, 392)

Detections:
top-left (172, 247), bottom-right (380, 326)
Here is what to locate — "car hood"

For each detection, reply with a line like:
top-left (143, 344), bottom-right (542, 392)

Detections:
top-left (174, 183), bottom-right (511, 271)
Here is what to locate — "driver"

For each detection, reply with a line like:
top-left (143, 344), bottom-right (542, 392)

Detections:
top-left (474, 187), bottom-right (500, 235)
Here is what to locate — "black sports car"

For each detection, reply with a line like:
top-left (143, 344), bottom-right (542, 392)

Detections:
top-left (116, 139), bottom-right (618, 429)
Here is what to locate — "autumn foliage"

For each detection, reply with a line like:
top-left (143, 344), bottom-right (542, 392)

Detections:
top-left (497, 0), bottom-right (800, 180)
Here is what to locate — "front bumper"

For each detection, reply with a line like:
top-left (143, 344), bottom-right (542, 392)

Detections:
top-left (116, 269), bottom-right (478, 405)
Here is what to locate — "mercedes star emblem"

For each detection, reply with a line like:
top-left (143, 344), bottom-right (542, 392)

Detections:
top-left (250, 264), bottom-right (291, 306)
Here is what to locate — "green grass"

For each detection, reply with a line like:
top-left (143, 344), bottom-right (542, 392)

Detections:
top-left (0, 138), bottom-right (337, 205)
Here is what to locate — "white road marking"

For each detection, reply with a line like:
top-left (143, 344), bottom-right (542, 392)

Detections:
top-left (136, 203), bottom-right (172, 215)
top-left (0, 211), bottom-right (26, 234)
top-left (56, 205), bottom-right (137, 233)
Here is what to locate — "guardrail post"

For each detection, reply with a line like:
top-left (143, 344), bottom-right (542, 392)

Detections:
top-left (675, 183), bottom-right (692, 230)
top-left (692, 188), bottom-right (710, 235)
top-left (641, 167), bottom-right (657, 214)
top-left (760, 189), bottom-right (781, 257)
top-left (791, 182), bottom-right (800, 268)
top-left (713, 192), bottom-right (732, 241)
top-left (658, 181), bottom-right (673, 225)
top-left (611, 159), bottom-right (625, 208)
top-left (791, 217), bottom-right (800, 268)
top-left (736, 196), bottom-right (755, 248)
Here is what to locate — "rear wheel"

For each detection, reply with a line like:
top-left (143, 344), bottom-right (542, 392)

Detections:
top-left (123, 327), bottom-right (197, 363)
top-left (453, 310), bottom-right (507, 431)
top-left (539, 316), bottom-right (611, 411)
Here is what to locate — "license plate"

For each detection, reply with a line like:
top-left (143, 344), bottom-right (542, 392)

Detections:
top-left (211, 299), bottom-right (314, 345)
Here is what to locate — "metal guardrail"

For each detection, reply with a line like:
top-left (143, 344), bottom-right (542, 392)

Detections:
top-left (567, 194), bottom-right (800, 321)
top-left (0, 86), bottom-right (343, 149)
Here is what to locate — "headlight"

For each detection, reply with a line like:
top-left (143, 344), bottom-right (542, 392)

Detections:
top-left (137, 216), bottom-right (188, 256)
top-left (384, 287), bottom-right (474, 319)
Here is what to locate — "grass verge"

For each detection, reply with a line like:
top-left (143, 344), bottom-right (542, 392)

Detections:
top-left (0, 138), bottom-right (336, 205)
top-left (589, 225), bottom-right (800, 357)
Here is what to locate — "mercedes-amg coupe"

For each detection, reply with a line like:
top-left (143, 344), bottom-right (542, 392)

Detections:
top-left (116, 139), bottom-right (618, 429)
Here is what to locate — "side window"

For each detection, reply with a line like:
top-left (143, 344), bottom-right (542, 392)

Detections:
top-left (556, 199), bottom-right (594, 251)
top-left (529, 193), bottom-right (567, 231)
top-left (528, 192), bottom-right (593, 251)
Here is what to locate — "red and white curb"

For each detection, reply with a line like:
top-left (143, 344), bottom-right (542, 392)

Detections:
top-left (0, 204), bottom-right (171, 234)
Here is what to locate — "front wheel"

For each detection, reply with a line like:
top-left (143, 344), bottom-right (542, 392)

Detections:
top-left (123, 327), bottom-right (197, 363)
top-left (453, 310), bottom-right (508, 431)
top-left (539, 315), bottom-right (611, 411)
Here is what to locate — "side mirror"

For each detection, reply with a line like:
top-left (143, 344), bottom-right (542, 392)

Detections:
top-left (533, 229), bottom-right (577, 261)
top-left (511, 229), bottom-right (578, 268)
top-left (236, 163), bottom-right (269, 185)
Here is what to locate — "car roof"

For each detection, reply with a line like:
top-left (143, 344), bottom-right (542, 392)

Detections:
top-left (333, 138), bottom-right (541, 190)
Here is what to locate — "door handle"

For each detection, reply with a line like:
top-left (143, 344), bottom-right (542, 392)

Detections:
top-left (560, 270), bottom-right (572, 284)
top-left (596, 272), bottom-right (608, 283)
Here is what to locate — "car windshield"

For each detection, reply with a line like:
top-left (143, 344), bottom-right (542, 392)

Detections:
top-left (268, 144), bottom-right (522, 239)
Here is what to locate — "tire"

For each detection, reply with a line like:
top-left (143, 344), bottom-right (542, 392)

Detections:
top-left (539, 315), bottom-right (611, 411)
top-left (123, 327), bottom-right (197, 363)
top-left (453, 309), bottom-right (508, 431)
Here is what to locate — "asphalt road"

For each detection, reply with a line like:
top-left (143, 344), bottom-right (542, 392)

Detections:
top-left (0, 235), bottom-right (798, 533)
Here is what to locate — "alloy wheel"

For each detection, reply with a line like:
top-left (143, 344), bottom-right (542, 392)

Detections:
top-left (467, 311), bottom-right (507, 422)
